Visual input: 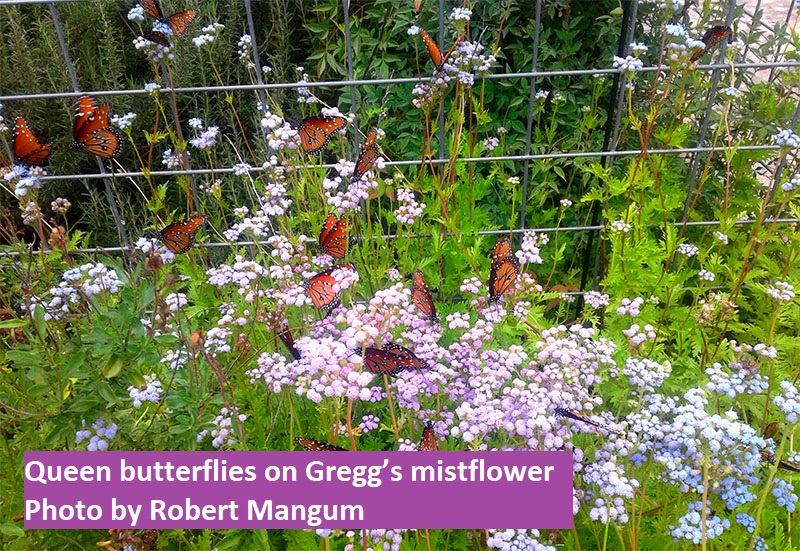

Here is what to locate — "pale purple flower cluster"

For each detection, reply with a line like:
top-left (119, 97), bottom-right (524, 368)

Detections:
top-left (776, 129), bottom-right (800, 148)
top-left (394, 188), bottom-right (426, 224)
top-left (699, 269), bottom-right (715, 281)
top-left (127, 374), bottom-right (163, 408)
top-left (162, 148), bottom-right (182, 168)
top-left (5, 164), bottom-right (45, 198)
top-left (620, 357), bottom-right (671, 392)
top-left (515, 231), bottom-right (548, 265)
top-left (233, 162), bottom-right (252, 176)
top-left (161, 348), bottom-right (190, 370)
top-left (325, 159), bottom-right (380, 212)
top-left (31, 262), bottom-right (124, 321)
top-left (190, 126), bottom-right (219, 149)
top-left (677, 243), bottom-right (699, 256)
top-left (486, 529), bottom-right (555, 551)
top-left (359, 414), bottom-right (379, 433)
top-left (193, 23), bottom-right (224, 48)
top-left (584, 291), bottom-right (610, 309)
top-left (616, 297), bottom-right (644, 317)
top-left (483, 136), bottom-right (500, 151)
top-left (133, 34), bottom-right (173, 62)
top-left (612, 55), bottom-right (644, 72)
top-left (237, 34), bottom-right (255, 69)
top-left (111, 112), bottom-right (136, 130)
top-left (76, 418), bottom-right (118, 451)
top-left (704, 360), bottom-right (767, 398)
top-left (197, 406), bottom-right (247, 449)
top-left (621, 323), bottom-right (656, 347)
top-left (51, 197), bottom-right (71, 214)
top-left (772, 478), bottom-right (798, 512)
top-left (773, 381), bottom-right (800, 423)
top-left (767, 281), bottom-right (795, 302)
top-left (669, 501), bottom-right (731, 543)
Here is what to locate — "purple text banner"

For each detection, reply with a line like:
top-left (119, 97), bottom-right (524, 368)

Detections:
top-left (24, 451), bottom-right (573, 529)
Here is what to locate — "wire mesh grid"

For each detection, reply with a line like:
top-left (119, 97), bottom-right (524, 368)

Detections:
top-left (1, 0), bottom-right (799, 273)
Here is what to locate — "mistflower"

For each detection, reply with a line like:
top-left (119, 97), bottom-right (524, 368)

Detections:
top-left (448, 7), bottom-right (472, 21)
top-left (560, 198), bottom-right (573, 207)
top-left (669, 502), bottom-right (731, 543)
top-left (486, 529), bottom-right (555, 551)
top-left (534, 90), bottom-right (549, 100)
top-left (622, 323), bottom-right (656, 347)
top-left (233, 162), bottom-right (253, 176)
top-left (190, 126), bottom-right (219, 149)
top-left (720, 87), bottom-right (742, 99)
top-left (483, 136), bottom-right (500, 151)
top-left (134, 35), bottom-right (172, 62)
top-left (197, 406), bottom-right (247, 449)
top-left (188, 117), bottom-right (204, 129)
top-left (165, 292), bottom-right (188, 311)
top-left (127, 4), bottom-right (144, 21)
top-left (715, 231), bottom-right (729, 244)
top-left (111, 112), bottom-right (136, 130)
top-left (766, 281), bottom-right (795, 302)
top-left (161, 348), bottom-right (190, 370)
top-left (677, 243), bottom-right (699, 257)
top-left (359, 414), bottom-right (380, 433)
top-left (698, 269), bottom-right (715, 282)
top-left (127, 374), bottom-right (163, 408)
top-left (394, 188), bottom-right (426, 224)
top-left (515, 231), bottom-right (548, 265)
top-left (584, 291), bottom-right (610, 309)
top-left (612, 55), bottom-right (644, 72)
top-left (144, 82), bottom-right (161, 93)
top-left (237, 34), bottom-right (255, 68)
top-left (772, 478), bottom-right (798, 512)
top-left (507, 176), bottom-right (520, 185)
top-left (193, 24), bottom-right (224, 48)
top-left (609, 220), bottom-right (631, 233)
top-left (773, 381), bottom-right (800, 422)
top-left (76, 418), bottom-right (118, 451)
top-left (665, 23), bottom-right (687, 38)
top-left (162, 148), bottom-right (182, 169)
top-left (775, 129), bottom-right (800, 148)
top-left (616, 297), bottom-right (644, 316)
top-left (407, 25), bottom-right (420, 35)
top-left (51, 197), bottom-right (71, 214)
top-left (630, 42), bottom-right (648, 55)
top-left (736, 513), bottom-right (756, 533)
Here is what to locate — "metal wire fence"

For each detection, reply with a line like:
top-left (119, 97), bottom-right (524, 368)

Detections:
top-left (1, 0), bottom-right (799, 280)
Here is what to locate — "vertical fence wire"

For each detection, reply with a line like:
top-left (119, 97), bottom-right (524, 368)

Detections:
top-left (243, 0), bottom-right (268, 115)
top-left (342, 0), bottom-right (360, 147)
top-left (766, 0), bottom-right (797, 83)
top-left (48, 2), bottom-right (130, 250)
top-left (436, 0), bottom-right (445, 161)
top-left (518, 0), bottom-right (543, 232)
top-left (678, 0), bottom-right (739, 229)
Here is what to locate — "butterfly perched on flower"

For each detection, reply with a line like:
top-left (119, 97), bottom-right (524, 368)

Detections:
top-left (13, 116), bottom-right (52, 167)
top-left (142, 0), bottom-right (196, 35)
top-left (357, 343), bottom-right (428, 376)
top-left (302, 263), bottom-right (357, 315)
top-left (417, 421), bottom-right (438, 451)
top-left (411, 269), bottom-right (438, 322)
top-left (318, 214), bottom-right (349, 259)
top-left (295, 437), bottom-right (347, 451)
top-left (488, 237), bottom-right (519, 302)
top-left (554, 407), bottom-right (623, 436)
top-left (351, 127), bottom-right (381, 182)
top-left (143, 29), bottom-right (171, 48)
top-left (417, 27), bottom-right (460, 70)
top-left (289, 115), bottom-right (347, 154)
top-left (689, 25), bottom-right (733, 63)
top-left (146, 214), bottom-right (207, 254)
top-left (71, 95), bottom-right (123, 159)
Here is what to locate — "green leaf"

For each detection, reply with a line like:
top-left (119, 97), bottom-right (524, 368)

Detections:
top-left (102, 355), bottom-right (124, 379)
top-left (0, 523), bottom-right (24, 536)
top-left (0, 319), bottom-right (28, 329)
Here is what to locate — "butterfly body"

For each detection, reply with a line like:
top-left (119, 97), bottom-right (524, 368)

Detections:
top-left (488, 237), bottom-right (519, 302)
top-left (290, 115), bottom-right (347, 154)
top-left (359, 343), bottom-right (428, 376)
top-left (411, 269), bottom-right (438, 322)
top-left (147, 214), bottom-right (207, 254)
top-left (318, 214), bottom-right (349, 258)
top-left (71, 95), bottom-right (123, 159)
top-left (13, 116), bottom-right (52, 167)
top-left (142, 0), bottom-right (196, 35)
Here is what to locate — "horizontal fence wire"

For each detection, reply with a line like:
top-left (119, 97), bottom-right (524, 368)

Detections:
top-left (1, 62), bottom-right (798, 102)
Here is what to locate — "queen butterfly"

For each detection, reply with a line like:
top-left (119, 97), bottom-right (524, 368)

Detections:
top-left (488, 237), bottom-right (519, 302)
top-left (295, 437), bottom-right (347, 451)
top-left (13, 116), bottom-right (52, 167)
top-left (290, 115), bottom-right (347, 154)
top-left (143, 29), bottom-right (171, 48)
top-left (418, 27), bottom-right (460, 70)
top-left (147, 214), bottom-right (207, 254)
top-left (689, 25), bottom-right (733, 63)
top-left (351, 128), bottom-right (381, 182)
top-left (358, 343), bottom-right (428, 376)
top-left (71, 95), bottom-right (123, 159)
top-left (142, 0), bottom-right (196, 35)
top-left (554, 407), bottom-right (622, 435)
top-left (411, 269), bottom-right (438, 322)
top-left (417, 421), bottom-right (438, 451)
top-left (761, 451), bottom-right (800, 473)
top-left (302, 264), bottom-right (356, 315)
top-left (277, 326), bottom-right (301, 361)
top-left (318, 214), bottom-right (349, 259)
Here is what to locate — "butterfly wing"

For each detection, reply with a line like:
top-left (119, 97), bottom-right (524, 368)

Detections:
top-left (352, 143), bottom-right (381, 182)
top-left (382, 343), bottom-right (428, 369)
top-left (702, 25), bottom-right (732, 48)
top-left (277, 326), bottom-right (302, 360)
top-left (411, 269), bottom-right (438, 322)
top-left (72, 95), bottom-right (102, 142)
top-left (488, 259), bottom-right (519, 302)
top-left (419, 28), bottom-right (444, 68)
top-left (143, 30), bottom-right (171, 47)
top-left (302, 269), bottom-right (341, 314)
top-left (154, 214), bottom-right (207, 253)
top-left (318, 214), bottom-right (349, 258)
top-left (295, 437), bottom-right (347, 451)
top-left (417, 421), bottom-right (438, 451)
top-left (166, 10), bottom-right (197, 35)
top-left (491, 237), bottom-right (515, 269)
top-left (142, 0), bottom-right (164, 20)
top-left (77, 128), bottom-right (123, 159)
top-left (296, 115), bottom-right (347, 154)
top-left (361, 347), bottom-right (408, 376)
top-left (13, 116), bottom-right (52, 166)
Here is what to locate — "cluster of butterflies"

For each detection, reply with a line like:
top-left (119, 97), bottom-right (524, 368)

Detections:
top-left (11, 95), bottom-right (124, 168)
top-left (295, 420), bottom-right (438, 452)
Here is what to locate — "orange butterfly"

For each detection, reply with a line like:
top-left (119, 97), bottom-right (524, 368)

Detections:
top-left (689, 25), bottom-right (733, 63)
top-left (302, 263), bottom-right (356, 315)
top-left (418, 28), bottom-right (460, 70)
top-left (71, 95), bottom-right (123, 159)
top-left (351, 128), bottom-right (381, 181)
top-left (318, 214), bottom-right (349, 259)
top-left (411, 269), bottom-right (438, 322)
top-left (148, 214), bottom-right (207, 254)
top-left (142, 0), bottom-right (196, 35)
top-left (13, 116), bottom-right (52, 167)
top-left (417, 421), bottom-right (438, 451)
top-left (488, 237), bottom-right (519, 302)
top-left (295, 437), bottom-right (347, 451)
top-left (291, 115), bottom-right (347, 154)
top-left (358, 343), bottom-right (428, 376)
